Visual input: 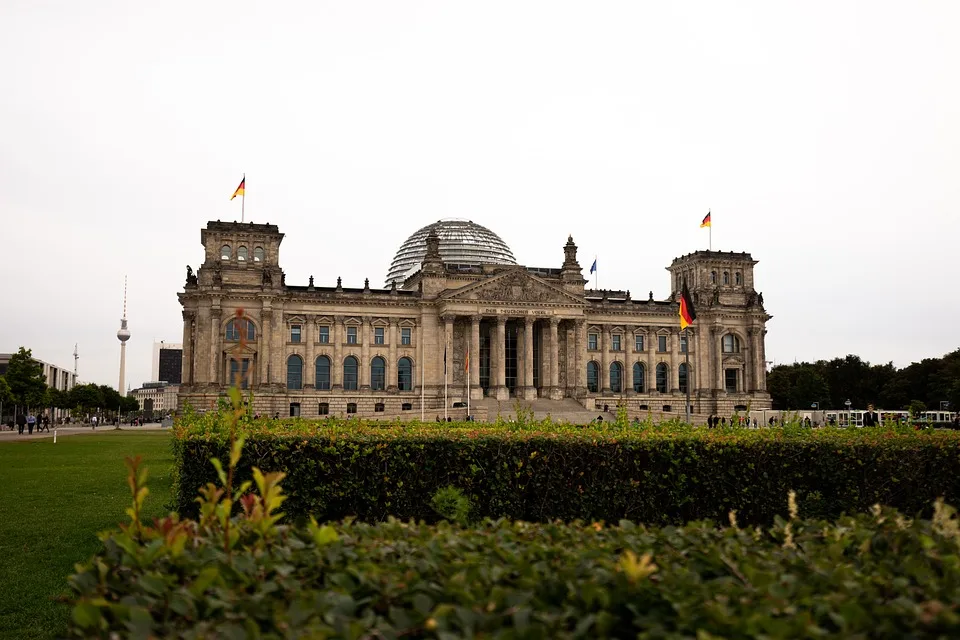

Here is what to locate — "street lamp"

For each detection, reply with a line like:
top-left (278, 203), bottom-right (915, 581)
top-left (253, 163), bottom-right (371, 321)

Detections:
top-left (941, 401), bottom-right (950, 412)
top-left (811, 402), bottom-right (819, 410)
top-left (844, 399), bottom-right (852, 410)
top-left (844, 399), bottom-right (852, 427)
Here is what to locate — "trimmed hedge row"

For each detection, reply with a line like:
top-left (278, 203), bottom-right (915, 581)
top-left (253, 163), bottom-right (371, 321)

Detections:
top-left (172, 416), bottom-right (960, 526)
top-left (69, 490), bottom-right (960, 638)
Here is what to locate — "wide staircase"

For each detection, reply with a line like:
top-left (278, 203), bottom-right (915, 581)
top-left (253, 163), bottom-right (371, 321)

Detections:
top-left (475, 397), bottom-right (615, 425)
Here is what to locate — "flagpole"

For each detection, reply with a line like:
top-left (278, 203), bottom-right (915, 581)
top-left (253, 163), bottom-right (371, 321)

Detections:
top-left (466, 351), bottom-right (470, 421)
top-left (420, 326), bottom-right (425, 421)
top-left (241, 173), bottom-right (246, 223)
top-left (684, 327), bottom-right (691, 423)
top-left (708, 209), bottom-right (711, 251)
top-left (444, 352), bottom-right (448, 422)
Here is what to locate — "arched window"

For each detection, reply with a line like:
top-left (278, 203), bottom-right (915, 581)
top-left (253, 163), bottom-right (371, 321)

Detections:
top-left (397, 357), bottom-right (413, 391)
top-left (633, 362), bottom-right (645, 393)
top-left (315, 356), bottom-right (331, 391)
top-left (679, 363), bottom-right (689, 393)
top-left (287, 355), bottom-right (303, 390)
top-left (220, 244), bottom-right (232, 260)
top-left (735, 272), bottom-right (742, 286)
top-left (371, 356), bottom-right (386, 391)
top-left (710, 271), bottom-right (717, 284)
top-left (609, 362), bottom-right (622, 393)
top-left (343, 356), bottom-right (358, 390)
top-left (237, 246), bottom-right (248, 261)
top-left (722, 334), bottom-right (741, 353)
top-left (587, 361), bottom-right (599, 393)
top-left (225, 318), bottom-right (256, 342)
top-left (723, 271), bottom-right (729, 285)
top-left (656, 363), bottom-right (668, 393)
top-left (253, 247), bottom-right (264, 262)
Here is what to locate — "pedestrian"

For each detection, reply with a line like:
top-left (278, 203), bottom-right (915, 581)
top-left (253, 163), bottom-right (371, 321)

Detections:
top-left (92, 415), bottom-right (98, 430)
top-left (26, 413), bottom-right (36, 435)
top-left (863, 404), bottom-right (880, 427)
top-left (16, 413), bottom-right (26, 435)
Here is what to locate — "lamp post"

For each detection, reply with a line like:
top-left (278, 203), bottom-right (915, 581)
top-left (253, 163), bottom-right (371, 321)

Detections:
top-left (941, 401), bottom-right (950, 412)
top-left (844, 399), bottom-right (852, 427)
top-left (811, 402), bottom-right (819, 410)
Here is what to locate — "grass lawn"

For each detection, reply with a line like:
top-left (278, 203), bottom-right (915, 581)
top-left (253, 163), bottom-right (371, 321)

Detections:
top-left (0, 431), bottom-right (174, 640)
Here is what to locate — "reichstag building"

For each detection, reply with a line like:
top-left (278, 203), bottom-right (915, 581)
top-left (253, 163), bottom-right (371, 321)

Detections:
top-left (177, 219), bottom-right (772, 419)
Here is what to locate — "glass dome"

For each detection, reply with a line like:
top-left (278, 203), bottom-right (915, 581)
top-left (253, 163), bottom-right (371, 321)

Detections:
top-left (385, 219), bottom-right (517, 286)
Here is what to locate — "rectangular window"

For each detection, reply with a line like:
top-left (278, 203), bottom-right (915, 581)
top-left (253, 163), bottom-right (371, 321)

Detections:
top-left (612, 334), bottom-right (621, 351)
top-left (374, 402), bottom-right (385, 413)
top-left (318, 402), bottom-right (329, 415)
top-left (588, 333), bottom-right (598, 350)
top-left (658, 335), bottom-right (667, 352)
top-left (401, 328), bottom-right (411, 345)
top-left (318, 326), bottom-right (330, 344)
top-left (635, 335), bottom-right (644, 351)
top-left (401, 402), bottom-right (412, 411)
top-left (289, 402), bottom-right (301, 417)
top-left (725, 368), bottom-right (738, 393)
top-left (346, 402), bottom-right (357, 414)
top-left (680, 336), bottom-right (688, 353)
top-left (347, 326), bottom-right (358, 344)
top-left (374, 327), bottom-right (384, 345)
top-left (290, 325), bottom-right (301, 343)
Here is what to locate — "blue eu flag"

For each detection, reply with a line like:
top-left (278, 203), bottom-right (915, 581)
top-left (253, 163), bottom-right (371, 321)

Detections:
top-left (590, 259), bottom-right (597, 274)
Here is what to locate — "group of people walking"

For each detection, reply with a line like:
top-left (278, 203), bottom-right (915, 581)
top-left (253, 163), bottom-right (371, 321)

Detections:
top-left (11, 413), bottom-right (51, 435)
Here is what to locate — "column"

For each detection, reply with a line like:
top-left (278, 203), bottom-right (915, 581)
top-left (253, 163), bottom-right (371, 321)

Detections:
top-left (495, 316), bottom-right (508, 400)
top-left (210, 309), bottom-right (221, 385)
top-left (470, 315), bottom-right (481, 399)
top-left (646, 329), bottom-right (656, 393)
top-left (600, 325), bottom-right (610, 393)
top-left (670, 330), bottom-right (679, 393)
top-left (360, 316), bottom-right (371, 390)
top-left (181, 310), bottom-right (194, 385)
top-left (387, 319), bottom-right (398, 392)
top-left (443, 315), bottom-right (454, 404)
top-left (259, 302), bottom-right (271, 385)
top-left (332, 317), bottom-right (343, 390)
top-left (759, 330), bottom-right (768, 391)
top-left (714, 328), bottom-right (723, 392)
top-left (743, 329), bottom-right (753, 392)
top-left (549, 317), bottom-right (560, 399)
top-left (575, 320), bottom-right (587, 395)
top-left (523, 316), bottom-right (536, 399)
top-left (304, 317), bottom-right (315, 389)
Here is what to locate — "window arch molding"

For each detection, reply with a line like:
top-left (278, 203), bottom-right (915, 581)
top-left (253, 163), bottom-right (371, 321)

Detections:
top-left (237, 246), bottom-right (248, 261)
top-left (678, 362), bottom-right (691, 394)
top-left (632, 362), bottom-right (646, 393)
top-left (253, 246), bottom-right (265, 262)
top-left (315, 355), bottom-right (331, 391)
top-left (220, 244), bottom-right (232, 260)
top-left (286, 354), bottom-right (303, 390)
top-left (586, 360), bottom-right (600, 393)
top-left (370, 356), bottom-right (386, 391)
top-left (609, 361), bottom-right (623, 393)
top-left (343, 355), bottom-right (359, 391)
top-left (397, 357), bottom-right (414, 391)
top-left (223, 316), bottom-right (259, 342)
top-left (721, 332), bottom-right (745, 354)
top-left (655, 362), bottom-right (669, 393)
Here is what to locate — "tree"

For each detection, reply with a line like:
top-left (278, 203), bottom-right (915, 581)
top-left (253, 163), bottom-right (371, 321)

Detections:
top-left (0, 375), bottom-right (12, 407)
top-left (5, 347), bottom-right (47, 411)
top-left (120, 396), bottom-right (139, 413)
top-left (69, 384), bottom-right (104, 413)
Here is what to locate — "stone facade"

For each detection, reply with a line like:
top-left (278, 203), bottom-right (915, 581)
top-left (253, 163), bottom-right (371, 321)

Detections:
top-left (177, 221), bottom-right (772, 418)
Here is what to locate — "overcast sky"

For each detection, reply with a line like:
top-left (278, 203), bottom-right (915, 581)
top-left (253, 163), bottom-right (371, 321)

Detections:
top-left (2, 1), bottom-right (958, 390)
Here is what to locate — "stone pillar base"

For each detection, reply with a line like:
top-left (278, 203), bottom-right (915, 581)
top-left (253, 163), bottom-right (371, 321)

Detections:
top-left (523, 386), bottom-right (537, 400)
top-left (470, 386), bottom-right (483, 400)
top-left (494, 386), bottom-right (510, 401)
top-left (548, 386), bottom-right (564, 400)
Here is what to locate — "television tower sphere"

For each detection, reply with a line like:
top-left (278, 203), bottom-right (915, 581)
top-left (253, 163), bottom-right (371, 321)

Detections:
top-left (117, 319), bottom-right (130, 342)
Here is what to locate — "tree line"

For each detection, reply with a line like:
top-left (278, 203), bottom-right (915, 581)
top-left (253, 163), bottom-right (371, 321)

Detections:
top-left (767, 349), bottom-right (960, 412)
top-left (0, 347), bottom-right (139, 417)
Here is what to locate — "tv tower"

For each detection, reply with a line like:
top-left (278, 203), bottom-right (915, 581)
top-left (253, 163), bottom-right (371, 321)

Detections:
top-left (117, 277), bottom-right (131, 393)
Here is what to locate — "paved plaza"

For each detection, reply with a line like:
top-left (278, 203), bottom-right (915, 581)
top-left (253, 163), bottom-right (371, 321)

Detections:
top-left (0, 423), bottom-right (167, 442)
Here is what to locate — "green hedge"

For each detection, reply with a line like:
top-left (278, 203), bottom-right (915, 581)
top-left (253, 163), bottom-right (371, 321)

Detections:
top-left (69, 473), bottom-right (960, 638)
top-left (172, 415), bottom-right (960, 526)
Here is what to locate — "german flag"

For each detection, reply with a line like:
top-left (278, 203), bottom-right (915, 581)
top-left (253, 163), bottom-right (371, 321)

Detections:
top-left (700, 211), bottom-right (711, 228)
top-left (679, 280), bottom-right (696, 330)
top-left (465, 348), bottom-right (469, 372)
top-left (230, 176), bottom-right (245, 200)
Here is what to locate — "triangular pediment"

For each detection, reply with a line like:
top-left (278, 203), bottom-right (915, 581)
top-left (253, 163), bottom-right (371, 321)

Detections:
top-left (441, 268), bottom-right (585, 305)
